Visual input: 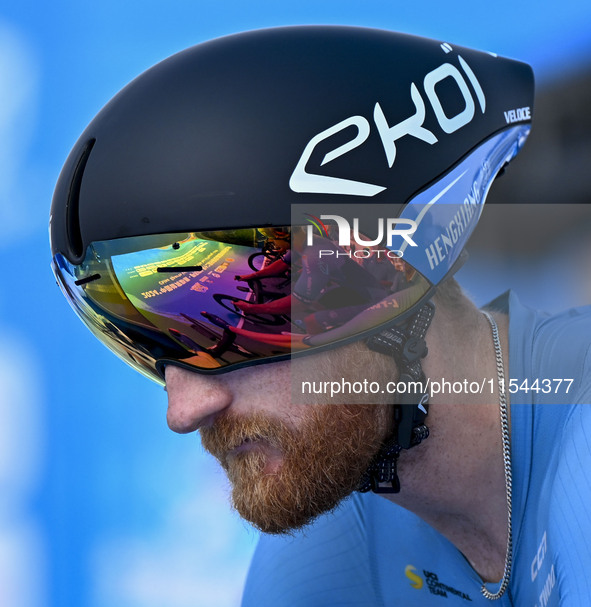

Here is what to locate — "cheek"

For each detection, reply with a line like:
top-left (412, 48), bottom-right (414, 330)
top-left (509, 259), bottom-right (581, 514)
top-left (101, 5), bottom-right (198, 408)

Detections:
top-left (223, 359), bottom-right (297, 417)
top-left (296, 404), bottom-right (391, 459)
top-left (290, 344), bottom-right (398, 408)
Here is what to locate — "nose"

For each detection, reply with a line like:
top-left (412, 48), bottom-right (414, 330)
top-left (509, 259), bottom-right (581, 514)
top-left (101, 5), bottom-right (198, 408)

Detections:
top-left (165, 364), bottom-right (233, 434)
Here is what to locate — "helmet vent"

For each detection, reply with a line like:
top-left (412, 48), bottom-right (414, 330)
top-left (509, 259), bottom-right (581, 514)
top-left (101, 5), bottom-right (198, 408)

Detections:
top-left (66, 138), bottom-right (96, 259)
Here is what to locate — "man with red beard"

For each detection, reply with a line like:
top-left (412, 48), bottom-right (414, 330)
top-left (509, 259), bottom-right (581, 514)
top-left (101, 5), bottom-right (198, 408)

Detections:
top-left (50, 25), bottom-right (591, 607)
top-left (170, 341), bottom-right (394, 534)
top-left (165, 279), bottom-right (512, 580)
top-left (165, 280), bottom-right (591, 607)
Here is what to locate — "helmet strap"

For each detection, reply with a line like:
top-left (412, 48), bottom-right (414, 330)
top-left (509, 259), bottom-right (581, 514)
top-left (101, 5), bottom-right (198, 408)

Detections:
top-left (357, 301), bottom-right (435, 494)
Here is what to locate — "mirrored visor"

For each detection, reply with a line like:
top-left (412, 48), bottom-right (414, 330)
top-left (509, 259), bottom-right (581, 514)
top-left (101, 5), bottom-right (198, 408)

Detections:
top-left (52, 227), bottom-right (432, 384)
top-left (52, 125), bottom-right (530, 385)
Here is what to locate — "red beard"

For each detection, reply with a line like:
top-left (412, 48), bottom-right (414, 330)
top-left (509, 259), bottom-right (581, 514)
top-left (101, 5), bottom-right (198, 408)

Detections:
top-left (200, 404), bottom-right (390, 533)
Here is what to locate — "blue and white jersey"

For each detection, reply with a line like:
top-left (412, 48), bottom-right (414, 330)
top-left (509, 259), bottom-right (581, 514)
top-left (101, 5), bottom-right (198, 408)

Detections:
top-left (498, 292), bottom-right (591, 607)
top-left (242, 293), bottom-right (591, 607)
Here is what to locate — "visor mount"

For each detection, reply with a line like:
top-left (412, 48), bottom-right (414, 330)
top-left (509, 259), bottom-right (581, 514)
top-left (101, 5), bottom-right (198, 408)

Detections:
top-left (357, 301), bottom-right (434, 494)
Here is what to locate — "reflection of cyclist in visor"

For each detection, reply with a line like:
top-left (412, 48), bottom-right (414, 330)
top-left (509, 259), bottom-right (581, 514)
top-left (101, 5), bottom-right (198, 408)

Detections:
top-left (235, 228), bottom-right (393, 333)
top-left (50, 25), bottom-right (591, 607)
top-left (359, 248), bottom-right (409, 291)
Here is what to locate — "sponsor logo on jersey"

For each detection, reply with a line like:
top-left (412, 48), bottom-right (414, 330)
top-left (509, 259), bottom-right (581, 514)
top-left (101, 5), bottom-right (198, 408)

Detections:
top-left (405, 564), bottom-right (473, 601)
top-left (531, 531), bottom-right (548, 582)
top-left (531, 531), bottom-right (557, 607)
top-left (536, 565), bottom-right (556, 607)
top-left (405, 565), bottom-right (424, 589)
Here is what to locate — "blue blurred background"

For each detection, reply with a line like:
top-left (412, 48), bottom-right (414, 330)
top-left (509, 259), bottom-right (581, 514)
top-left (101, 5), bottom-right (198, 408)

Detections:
top-left (1, 2), bottom-right (590, 606)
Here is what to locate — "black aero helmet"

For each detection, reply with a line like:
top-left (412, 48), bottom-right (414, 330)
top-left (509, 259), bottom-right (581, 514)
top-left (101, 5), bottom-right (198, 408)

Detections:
top-left (50, 26), bottom-right (534, 384)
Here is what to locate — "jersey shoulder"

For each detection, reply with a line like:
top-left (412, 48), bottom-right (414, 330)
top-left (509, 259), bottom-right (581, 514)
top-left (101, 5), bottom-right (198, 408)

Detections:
top-left (242, 493), bottom-right (492, 607)
top-left (241, 494), bottom-right (382, 607)
top-left (547, 405), bottom-right (591, 605)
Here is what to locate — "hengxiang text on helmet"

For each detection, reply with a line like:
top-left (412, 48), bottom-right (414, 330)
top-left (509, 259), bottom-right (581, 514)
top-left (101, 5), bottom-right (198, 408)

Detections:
top-left (424, 182), bottom-right (481, 270)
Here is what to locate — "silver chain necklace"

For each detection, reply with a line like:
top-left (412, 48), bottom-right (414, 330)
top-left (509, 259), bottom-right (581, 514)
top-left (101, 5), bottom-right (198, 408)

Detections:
top-left (481, 311), bottom-right (513, 600)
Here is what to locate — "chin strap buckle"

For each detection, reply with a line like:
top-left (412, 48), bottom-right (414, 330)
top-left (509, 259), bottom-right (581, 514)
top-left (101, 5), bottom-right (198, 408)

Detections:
top-left (357, 302), bottom-right (435, 494)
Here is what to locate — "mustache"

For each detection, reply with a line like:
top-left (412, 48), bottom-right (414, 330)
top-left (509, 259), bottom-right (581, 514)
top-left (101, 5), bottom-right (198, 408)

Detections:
top-left (199, 411), bottom-right (296, 462)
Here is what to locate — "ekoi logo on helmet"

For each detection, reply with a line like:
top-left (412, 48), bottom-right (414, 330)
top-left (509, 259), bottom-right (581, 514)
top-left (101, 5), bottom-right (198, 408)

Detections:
top-left (290, 54), bottom-right (486, 197)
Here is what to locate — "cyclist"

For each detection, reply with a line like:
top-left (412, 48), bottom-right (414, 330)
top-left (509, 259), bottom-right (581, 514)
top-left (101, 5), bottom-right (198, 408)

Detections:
top-left (234, 227), bottom-right (392, 332)
top-left (50, 26), bottom-right (591, 606)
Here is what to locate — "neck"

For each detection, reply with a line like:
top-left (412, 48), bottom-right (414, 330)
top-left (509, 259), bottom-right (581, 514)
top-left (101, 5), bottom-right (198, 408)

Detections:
top-left (379, 301), bottom-right (510, 583)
